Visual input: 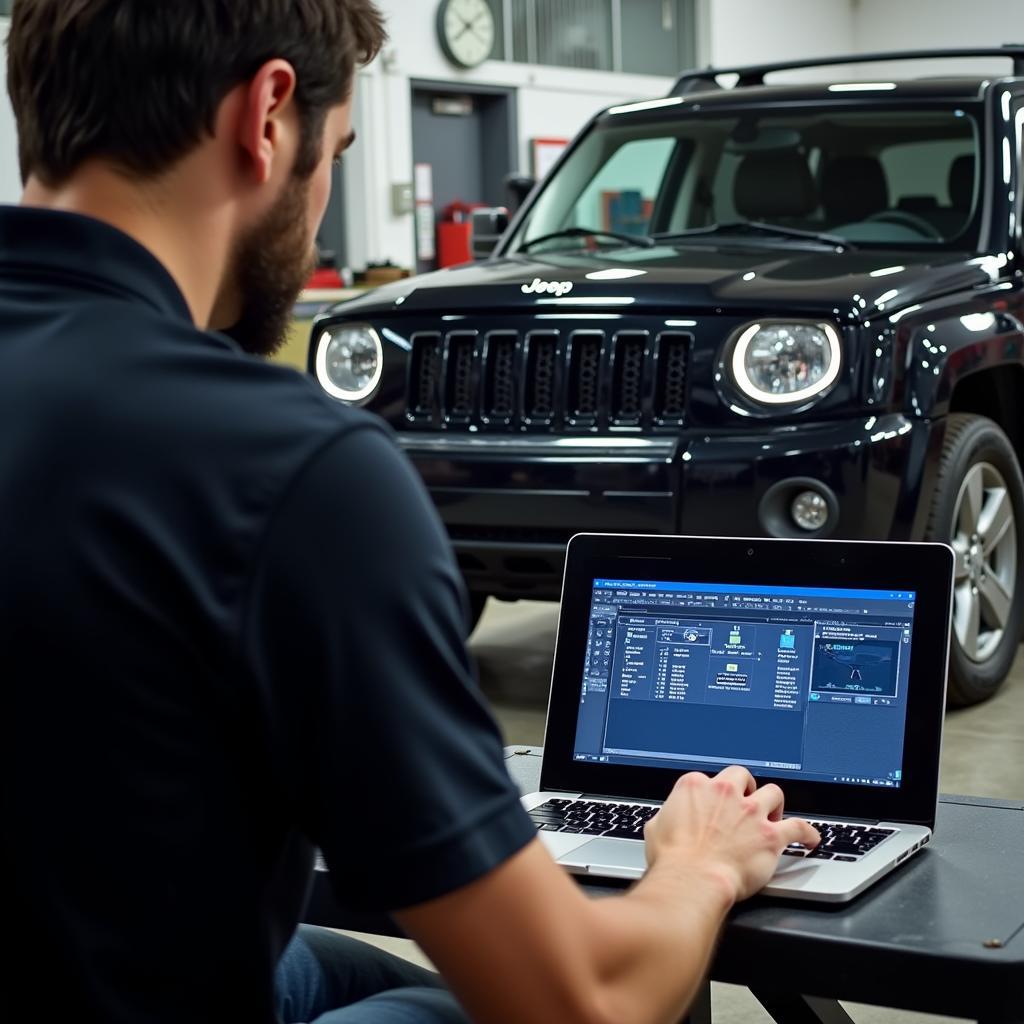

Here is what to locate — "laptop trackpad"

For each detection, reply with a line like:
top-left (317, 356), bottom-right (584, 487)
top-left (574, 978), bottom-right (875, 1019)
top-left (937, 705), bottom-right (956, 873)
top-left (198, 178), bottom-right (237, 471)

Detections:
top-left (561, 837), bottom-right (648, 875)
top-left (540, 831), bottom-right (594, 859)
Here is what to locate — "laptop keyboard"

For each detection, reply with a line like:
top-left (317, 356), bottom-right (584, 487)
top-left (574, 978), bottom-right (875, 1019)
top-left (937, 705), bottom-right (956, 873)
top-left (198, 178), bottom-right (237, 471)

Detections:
top-left (529, 798), bottom-right (658, 839)
top-left (785, 821), bottom-right (897, 860)
top-left (529, 800), bottom-right (897, 858)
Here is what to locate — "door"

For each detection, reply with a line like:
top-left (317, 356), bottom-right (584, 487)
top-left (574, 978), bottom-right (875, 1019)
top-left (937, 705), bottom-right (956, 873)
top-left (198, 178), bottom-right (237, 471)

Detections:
top-left (411, 84), bottom-right (516, 274)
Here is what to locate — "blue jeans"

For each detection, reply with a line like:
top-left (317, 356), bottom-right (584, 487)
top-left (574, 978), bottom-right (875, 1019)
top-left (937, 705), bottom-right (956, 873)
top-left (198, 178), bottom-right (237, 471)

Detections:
top-left (275, 925), bottom-right (469, 1023)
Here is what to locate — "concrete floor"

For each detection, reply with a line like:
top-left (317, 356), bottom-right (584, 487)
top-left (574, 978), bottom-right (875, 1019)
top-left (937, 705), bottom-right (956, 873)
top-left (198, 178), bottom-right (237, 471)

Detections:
top-left (343, 598), bottom-right (1024, 1023)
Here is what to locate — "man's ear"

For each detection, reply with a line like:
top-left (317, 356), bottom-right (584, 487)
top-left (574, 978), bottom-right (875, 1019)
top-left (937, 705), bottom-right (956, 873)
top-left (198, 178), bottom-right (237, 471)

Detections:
top-left (236, 59), bottom-right (299, 185)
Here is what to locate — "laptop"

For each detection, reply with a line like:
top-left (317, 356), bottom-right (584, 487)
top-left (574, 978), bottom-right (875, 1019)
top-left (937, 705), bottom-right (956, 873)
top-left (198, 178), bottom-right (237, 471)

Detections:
top-left (522, 534), bottom-right (954, 902)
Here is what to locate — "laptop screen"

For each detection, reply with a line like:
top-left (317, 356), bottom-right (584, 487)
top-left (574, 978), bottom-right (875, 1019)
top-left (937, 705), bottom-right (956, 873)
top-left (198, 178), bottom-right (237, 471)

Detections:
top-left (572, 578), bottom-right (918, 788)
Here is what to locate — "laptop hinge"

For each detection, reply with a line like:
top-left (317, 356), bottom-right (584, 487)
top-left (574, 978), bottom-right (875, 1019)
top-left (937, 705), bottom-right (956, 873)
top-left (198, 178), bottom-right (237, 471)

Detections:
top-left (580, 791), bottom-right (661, 805)
top-left (789, 813), bottom-right (881, 825)
top-left (575, 798), bottom-right (885, 824)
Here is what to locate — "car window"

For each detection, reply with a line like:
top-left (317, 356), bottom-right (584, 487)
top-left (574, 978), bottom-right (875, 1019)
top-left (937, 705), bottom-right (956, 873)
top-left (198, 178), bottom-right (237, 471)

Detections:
top-left (880, 139), bottom-right (975, 207)
top-left (514, 107), bottom-right (981, 252)
top-left (568, 137), bottom-right (678, 237)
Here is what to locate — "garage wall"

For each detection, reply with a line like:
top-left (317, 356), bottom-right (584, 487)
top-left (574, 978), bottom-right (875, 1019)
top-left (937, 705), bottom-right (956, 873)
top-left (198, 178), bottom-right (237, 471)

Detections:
top-left (706, 0), bottom-right (855, 69)
top-left (705, 0), bottom-right (1024, 81)
top-left (854, 0), bottom-right (1024, 77)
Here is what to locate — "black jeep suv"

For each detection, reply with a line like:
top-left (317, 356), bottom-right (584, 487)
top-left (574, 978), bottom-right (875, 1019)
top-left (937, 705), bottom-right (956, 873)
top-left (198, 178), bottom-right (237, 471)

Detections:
top-left (309, 47), bottom-right (1024, 705)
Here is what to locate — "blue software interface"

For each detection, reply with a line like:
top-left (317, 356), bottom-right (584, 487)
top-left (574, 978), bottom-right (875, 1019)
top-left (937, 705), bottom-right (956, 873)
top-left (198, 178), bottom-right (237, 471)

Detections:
top-left (573, 579), bottom-right (918, 787)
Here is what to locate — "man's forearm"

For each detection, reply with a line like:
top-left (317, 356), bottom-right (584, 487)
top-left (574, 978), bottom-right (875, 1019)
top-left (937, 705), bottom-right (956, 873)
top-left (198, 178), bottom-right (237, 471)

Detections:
top-left (400, 772), bottom-right (811, 1024)
top-left (582, 861), bottom-right (734, 1024)
top-left (397, 839), bottom-right (738, 1024)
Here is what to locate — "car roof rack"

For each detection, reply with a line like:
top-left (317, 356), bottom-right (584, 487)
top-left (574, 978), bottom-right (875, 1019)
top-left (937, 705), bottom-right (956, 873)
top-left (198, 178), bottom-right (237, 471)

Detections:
top-left (670, 45), bottom-right (1024, 95)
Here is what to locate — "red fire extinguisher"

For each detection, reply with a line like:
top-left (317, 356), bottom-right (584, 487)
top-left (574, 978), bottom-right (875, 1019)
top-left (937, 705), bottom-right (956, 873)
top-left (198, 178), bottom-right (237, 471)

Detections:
top-left (437, 200), bottom-right (482, 268)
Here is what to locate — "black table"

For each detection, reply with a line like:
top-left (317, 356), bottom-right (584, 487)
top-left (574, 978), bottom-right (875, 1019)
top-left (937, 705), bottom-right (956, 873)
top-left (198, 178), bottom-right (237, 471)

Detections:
top-left (305, 746), bottom-right (1024, 1024)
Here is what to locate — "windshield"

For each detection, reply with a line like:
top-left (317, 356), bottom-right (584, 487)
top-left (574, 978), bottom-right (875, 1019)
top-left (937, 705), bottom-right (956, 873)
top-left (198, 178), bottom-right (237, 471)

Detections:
top-left (510, 106), bottom-right (981, 253)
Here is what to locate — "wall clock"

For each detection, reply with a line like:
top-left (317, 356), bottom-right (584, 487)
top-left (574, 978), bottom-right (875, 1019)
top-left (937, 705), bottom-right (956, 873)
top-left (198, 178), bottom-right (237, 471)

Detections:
top-left (437, 0), bottom-right (496, 69)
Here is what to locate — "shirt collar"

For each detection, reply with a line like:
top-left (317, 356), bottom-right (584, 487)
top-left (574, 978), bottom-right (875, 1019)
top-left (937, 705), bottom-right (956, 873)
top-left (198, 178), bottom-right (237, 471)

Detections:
top-left (0, 205), bottom-right (195, 323)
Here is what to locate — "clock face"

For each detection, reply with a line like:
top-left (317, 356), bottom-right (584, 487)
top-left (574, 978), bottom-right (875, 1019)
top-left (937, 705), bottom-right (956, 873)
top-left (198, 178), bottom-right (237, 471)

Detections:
top-left (438, 0), bottom-right (496, 69)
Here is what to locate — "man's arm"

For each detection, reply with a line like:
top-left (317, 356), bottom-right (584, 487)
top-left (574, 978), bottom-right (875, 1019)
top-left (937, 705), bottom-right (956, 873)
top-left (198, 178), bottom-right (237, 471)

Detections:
top-left (398, 767), bottom-right (819, 1024)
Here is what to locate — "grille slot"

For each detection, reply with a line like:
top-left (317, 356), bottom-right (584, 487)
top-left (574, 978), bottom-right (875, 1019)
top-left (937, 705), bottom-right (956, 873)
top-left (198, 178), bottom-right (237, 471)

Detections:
top-left (611, 332), bottom-right (647, 425)
top-left (654, 332), bottom-right (690, 423)
top-left (483, 332), bottom-right (517, 422)
top-left (444, 332), bottom-right (477, 421)
top-left (409, 333), bottom-right (441, 418)
top-left (523, 333), bottom-right (559, 423)
top-left (566, 332), bottom-right (603, 423)
top-left (402, 323), bottom-right (690, 431)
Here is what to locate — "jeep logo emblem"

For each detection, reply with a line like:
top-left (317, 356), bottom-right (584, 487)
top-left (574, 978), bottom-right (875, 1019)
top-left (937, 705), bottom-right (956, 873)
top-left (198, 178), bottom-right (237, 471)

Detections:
top-left (521, 277), bottom-right (573, 297)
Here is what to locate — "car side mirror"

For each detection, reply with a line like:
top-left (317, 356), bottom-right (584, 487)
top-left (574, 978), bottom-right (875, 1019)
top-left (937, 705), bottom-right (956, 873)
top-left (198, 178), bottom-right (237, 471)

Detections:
top-left (471, 207), bottom-right (510, 259)
top-left (505, 173), bottom-right (537, 212)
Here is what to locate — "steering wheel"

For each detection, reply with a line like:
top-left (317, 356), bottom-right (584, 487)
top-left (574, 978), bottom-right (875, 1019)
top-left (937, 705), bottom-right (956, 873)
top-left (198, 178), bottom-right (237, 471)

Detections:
top-left (862, 209), bottom-right (943, 240)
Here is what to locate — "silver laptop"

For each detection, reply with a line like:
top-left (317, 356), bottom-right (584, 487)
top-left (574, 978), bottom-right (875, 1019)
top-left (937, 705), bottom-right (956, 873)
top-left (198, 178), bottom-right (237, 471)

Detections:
top-left (523, 534), bottom-right (954, 902)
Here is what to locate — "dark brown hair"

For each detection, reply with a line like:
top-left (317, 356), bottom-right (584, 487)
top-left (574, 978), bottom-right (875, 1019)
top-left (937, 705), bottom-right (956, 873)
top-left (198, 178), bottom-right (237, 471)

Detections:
top-left (6, 0), bottom-right (387, 185)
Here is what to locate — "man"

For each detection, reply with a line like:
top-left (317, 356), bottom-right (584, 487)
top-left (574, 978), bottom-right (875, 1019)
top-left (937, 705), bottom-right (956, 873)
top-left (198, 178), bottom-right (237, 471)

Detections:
top-left (0, 2), bottom-right (819, 1022)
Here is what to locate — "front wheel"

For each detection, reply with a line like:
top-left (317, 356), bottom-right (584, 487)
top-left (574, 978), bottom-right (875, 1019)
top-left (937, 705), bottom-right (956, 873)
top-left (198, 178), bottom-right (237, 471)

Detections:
top-left (924, 414), bottom-right (1024, 706)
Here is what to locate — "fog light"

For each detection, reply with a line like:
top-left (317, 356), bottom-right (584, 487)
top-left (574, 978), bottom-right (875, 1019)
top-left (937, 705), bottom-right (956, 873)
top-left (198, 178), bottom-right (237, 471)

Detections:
top-left (792, 490), bottom-right (829, 532)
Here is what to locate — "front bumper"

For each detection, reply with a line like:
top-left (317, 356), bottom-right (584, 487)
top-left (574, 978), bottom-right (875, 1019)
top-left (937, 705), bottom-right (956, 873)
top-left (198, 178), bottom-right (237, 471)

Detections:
top-left (398, 414), bottom-right (933, 600)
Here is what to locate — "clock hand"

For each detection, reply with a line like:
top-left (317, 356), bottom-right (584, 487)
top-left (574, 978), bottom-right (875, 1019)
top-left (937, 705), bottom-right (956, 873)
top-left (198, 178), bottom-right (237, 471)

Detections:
top-left (455, 17), bottom-right (479, 39)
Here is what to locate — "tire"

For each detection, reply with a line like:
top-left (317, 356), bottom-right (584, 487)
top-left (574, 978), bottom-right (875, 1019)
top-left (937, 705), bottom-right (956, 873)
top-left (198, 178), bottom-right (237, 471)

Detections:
top-left (467, 592), bottom-right (489, 635)
top-left (924, 414), bottom-right (1024, 706)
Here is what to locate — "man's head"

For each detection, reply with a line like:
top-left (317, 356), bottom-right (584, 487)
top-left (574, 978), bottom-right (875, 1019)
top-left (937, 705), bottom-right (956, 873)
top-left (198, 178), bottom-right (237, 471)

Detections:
top-left (6, 0), bottom-right (387, 354)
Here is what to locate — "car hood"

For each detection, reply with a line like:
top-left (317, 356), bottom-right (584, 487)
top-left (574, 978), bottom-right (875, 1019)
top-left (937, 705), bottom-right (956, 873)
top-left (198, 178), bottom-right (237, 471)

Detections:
top-left (327, 245), bottom-right (997, 322)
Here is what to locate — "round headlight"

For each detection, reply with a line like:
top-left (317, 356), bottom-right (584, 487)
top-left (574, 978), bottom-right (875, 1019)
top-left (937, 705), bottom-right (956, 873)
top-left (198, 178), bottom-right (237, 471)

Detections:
top-left (730, 321), bottom-right (842, 406)
top-left (315, 323), bottom-right (383, 403)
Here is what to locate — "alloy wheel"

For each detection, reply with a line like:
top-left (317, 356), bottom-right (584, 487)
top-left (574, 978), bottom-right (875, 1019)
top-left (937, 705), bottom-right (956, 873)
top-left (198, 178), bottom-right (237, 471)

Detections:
top-left (950, 462), bottom-right (1017, 663)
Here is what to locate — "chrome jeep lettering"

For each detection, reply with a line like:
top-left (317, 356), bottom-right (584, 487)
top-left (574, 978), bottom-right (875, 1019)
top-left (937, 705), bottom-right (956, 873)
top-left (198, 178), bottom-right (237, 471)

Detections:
top-left (521, 278), bottom-right (574, 297)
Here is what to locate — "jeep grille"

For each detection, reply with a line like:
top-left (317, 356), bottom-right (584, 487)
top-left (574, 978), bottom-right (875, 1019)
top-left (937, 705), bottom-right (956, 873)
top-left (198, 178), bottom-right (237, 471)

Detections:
top-left (407, 327), bottom-right (691, 432)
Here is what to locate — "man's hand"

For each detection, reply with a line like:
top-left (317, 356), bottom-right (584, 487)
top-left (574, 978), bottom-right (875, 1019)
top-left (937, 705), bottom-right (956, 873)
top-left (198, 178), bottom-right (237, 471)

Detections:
top-left (644, 765), bottom-right (821, 902)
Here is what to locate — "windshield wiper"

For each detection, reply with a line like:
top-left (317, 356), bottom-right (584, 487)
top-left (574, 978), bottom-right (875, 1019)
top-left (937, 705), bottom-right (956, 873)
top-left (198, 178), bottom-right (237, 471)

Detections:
top-left (655, 221), bottom-right (854, 250)
top-left (518, 226), bottom-right (657, 253)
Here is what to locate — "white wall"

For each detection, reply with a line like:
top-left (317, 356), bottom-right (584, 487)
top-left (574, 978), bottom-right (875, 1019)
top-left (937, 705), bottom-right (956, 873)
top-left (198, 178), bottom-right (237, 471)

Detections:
top-left (702, 0), bottom-right (1024, 82)
top-left (0, 19), bottom-right (20, 205)
top-left (706, 0), bottom-right (855, 72)
top-left (853, 0), bottom-right (1024, 77)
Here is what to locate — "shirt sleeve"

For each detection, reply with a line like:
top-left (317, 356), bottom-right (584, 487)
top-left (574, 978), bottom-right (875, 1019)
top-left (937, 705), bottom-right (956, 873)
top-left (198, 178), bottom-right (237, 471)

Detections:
top-left (241, 423), bottom-right (536, 911)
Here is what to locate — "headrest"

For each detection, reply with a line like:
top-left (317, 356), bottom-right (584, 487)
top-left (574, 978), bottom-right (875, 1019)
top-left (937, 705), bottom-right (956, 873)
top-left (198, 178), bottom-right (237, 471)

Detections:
top-left (948, 155), bottom-right (975, 210)
top-left (822, 156), bottom-right (888, 223)
top-left (733, 151), bottom-right (817, 220)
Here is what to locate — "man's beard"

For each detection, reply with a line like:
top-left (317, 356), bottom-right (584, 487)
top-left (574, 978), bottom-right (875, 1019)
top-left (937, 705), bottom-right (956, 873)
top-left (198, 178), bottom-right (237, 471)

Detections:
top-left (220, 175), bottom-right (316, 358)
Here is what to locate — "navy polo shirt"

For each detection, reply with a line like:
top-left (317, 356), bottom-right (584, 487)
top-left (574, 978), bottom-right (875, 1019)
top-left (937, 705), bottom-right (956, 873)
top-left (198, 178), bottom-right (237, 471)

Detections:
top-left (0, 207), bottom-right (534, 1023)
